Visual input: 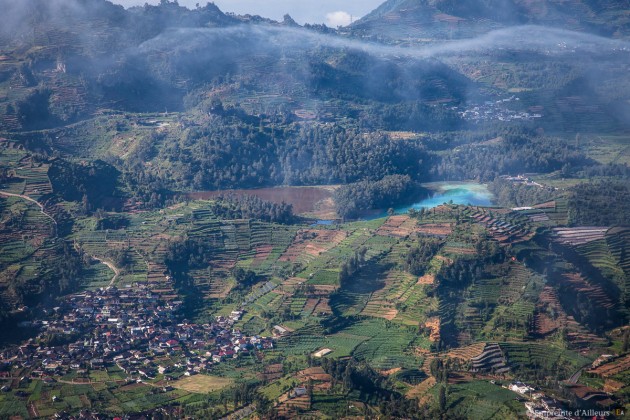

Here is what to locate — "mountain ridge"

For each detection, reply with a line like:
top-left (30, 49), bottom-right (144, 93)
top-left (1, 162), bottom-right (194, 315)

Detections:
top-left (352, 0), bottom-right (630, 40)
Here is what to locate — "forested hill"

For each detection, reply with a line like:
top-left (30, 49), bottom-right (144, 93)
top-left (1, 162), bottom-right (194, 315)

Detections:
top-left (0, 0), bottom-right (475, 131)
top-left (352, 0), bottom-right (630, 40)
top-left (0, 0), bottom-right (240, 125)
top-left (0, 0), bottom-right (237, 41)
top-left (1, 0), bottom-right (629, 135)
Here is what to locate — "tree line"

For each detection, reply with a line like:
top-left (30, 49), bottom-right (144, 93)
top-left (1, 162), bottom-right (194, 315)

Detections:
top-left (334, 175), bottom-right (423, 219)
top-left (488, 177), bottom-right (559, 208)
top-left (567, 181), bottom-right (630, 226)
top-left (208, 194), bottom-right (294, 224)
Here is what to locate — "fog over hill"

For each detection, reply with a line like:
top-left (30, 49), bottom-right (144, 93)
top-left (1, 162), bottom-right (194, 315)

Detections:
top-left (0, 0), bottom-right (628, 132)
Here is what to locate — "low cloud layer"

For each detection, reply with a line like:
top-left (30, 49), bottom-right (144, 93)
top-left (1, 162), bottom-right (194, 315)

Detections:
top-left (138, 24), bottom-right (630, 61)
top-left (326, 11), bottom-right (353, 28)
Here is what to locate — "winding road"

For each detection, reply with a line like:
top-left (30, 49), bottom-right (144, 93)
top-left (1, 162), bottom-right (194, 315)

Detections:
top-left (0, 190), bottom-right (58, 237)
top-left (92, 256), bottom-right (121, 287)
top-left (567, 365), bottom-right (589, 384)
top-left (70, 240), bottom-right (121, 287)
top-left (1, 189), bottom-right (122, 285)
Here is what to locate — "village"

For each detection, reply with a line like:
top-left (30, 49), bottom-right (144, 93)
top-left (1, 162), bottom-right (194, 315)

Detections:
top-left (450, 96), bottom-right (543, 123)
top-left (0, 286), bottom-right (274, 386)
top-left (505, 370), bottom-right (621, 419)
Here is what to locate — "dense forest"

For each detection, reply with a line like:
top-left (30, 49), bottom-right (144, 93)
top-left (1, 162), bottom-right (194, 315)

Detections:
top-left (165, 237), bottom-right (217, 274)
top-left (567, 181), bottom-right (630, 226)
top-left (48, 159), bottom-right (121, 212)
top-left (207, 194), bottom-right (295, 224)
top-left (405, 238), bottom-right (442, 276)
top-left (334, 175), bottom-right (422, 219)
top-left (432, 130), bottom-right (589, 181)
top-left (112, 116), bottom-right (602, 214)
top-left (488, 177), bottom-right (558, 208)
top-left (139, 111), bottom-right (429, 191)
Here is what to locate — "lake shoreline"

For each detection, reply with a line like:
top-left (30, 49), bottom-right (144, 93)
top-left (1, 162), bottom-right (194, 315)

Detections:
top-left (361, 181), bottom-right (495, 221)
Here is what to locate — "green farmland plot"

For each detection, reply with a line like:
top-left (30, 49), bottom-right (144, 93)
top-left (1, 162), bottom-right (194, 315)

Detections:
top-left (442, 381), bottom-right (525, 419)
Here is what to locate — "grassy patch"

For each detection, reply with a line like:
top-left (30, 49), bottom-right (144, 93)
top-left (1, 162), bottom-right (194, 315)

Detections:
top-left (172, 375), bottom-right (234, 394)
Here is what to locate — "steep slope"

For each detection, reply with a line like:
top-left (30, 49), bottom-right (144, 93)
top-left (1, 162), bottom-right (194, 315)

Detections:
top-left (352, 0), bottom-right (630, 41)
top-left (0, 0), bottom-right (239, 129)
top-left (0, 0), bottom-right (474, 132)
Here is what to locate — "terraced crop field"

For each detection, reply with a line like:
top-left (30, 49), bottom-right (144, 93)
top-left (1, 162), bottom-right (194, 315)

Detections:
top-left (1, 187), bottom-right (626, 418)
top-left (499, 342), bottom-right (591, 379)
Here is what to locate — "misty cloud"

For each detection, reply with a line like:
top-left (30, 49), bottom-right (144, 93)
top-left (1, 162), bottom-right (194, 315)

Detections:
top-left (137, 23), bottom-right (630, 62)
top-left (326, 11), bottom-right (352, 28)
top-left (3, 0), bottom-right (629, 126)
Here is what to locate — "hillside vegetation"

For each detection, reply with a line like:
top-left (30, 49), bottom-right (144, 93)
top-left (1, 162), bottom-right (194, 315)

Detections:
top-left (0, 0), bottom-right (629, 418)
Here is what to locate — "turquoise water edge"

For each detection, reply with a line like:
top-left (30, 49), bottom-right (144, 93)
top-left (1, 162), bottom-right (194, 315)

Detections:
top-left (367, 181), bottom-right (495, 220)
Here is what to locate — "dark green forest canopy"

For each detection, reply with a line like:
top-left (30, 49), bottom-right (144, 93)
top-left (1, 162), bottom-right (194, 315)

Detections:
top-left (334, 175), bottom-right (423, 219)
top-left (568, 181), bottom-right (630, 226)
top-left (48, 159), bottom-right (121, 210)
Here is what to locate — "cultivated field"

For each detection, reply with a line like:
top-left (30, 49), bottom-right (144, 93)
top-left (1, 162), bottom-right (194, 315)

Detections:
top-left (172, 375), bottom-right (234, 393)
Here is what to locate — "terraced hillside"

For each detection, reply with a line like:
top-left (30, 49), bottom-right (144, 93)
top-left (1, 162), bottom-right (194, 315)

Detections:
top-left (0, 1), bottom-right (629, 417)
top-left (0, 182), bottom-right (628, 418)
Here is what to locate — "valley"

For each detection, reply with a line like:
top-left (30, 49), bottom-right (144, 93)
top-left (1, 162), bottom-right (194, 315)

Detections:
top-left (0, 0), bottom-right (629, 419)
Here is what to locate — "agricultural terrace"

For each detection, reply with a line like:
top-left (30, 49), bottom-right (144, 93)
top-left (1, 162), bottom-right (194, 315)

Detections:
top-left (1, 180), bottom-right (629, 418)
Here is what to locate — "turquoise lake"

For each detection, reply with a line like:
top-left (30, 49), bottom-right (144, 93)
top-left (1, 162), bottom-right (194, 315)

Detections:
top-left (367, 182), bottom-right (495, 219)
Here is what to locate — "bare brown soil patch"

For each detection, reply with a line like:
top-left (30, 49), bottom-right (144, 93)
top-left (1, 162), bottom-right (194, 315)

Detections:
top-left (297, 367), bottom-right (333, 383)
top-left (303, 298), bottom-right (320, 315)
top-left (313, 297), bottom-right (332, 314)
top-left (380, 367), bottom-right (402, 376)
top-left (252, 245), bottom-right (273, 266)
top-left (119, 382), bottom-right (146, 391)
top-left (187, 186), bottom-right (336, 215)
top-left (417, 274), bottom-right (435, 285)
top-left (534, 286), bottom-right (566, 336)
top-left (361, 300), bottom-right (399, 320)
top-left (604, 379), bottom-right (625, 393)
top-left (561, 273), bottom-right (615, 309)
top-left (446, 342), bottom-right (486, 362)
top-left (436, 255), bottom-right (453, 265)
top-left (377, 215), bottom-right (418, 238)
top-left (406, 376), bottom-right (436, 401)
top-left (416, 223), bottom-right (453, 237)
top-left (260, 364), bottom-right (284, 381)
top-left (208, 281), bottom-right (233, 299)
top-left (534, 201), bottom-right (556, 209)
top-left (279, 277), bottom-right (306, 293)
top-left (425, 317), bottom-right (440, 342)
top-left (279, 229), bottom-right (347, 261)
top-left (311, 284), bottom-right (337, 294)
top-left (589, 354), bottom-right (630, 378)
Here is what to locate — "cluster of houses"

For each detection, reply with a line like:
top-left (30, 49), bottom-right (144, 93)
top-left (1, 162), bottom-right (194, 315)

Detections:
top-left (501, 381), bottom-right (567, 419)
top-left (501, 174), bottom-right (545, 189)
top-left (0, 286), bottom-right (274, 381)
top-left (504, 380), bottom-right (618, 419)
top-left (449, 96), bottom-right (543, 123)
